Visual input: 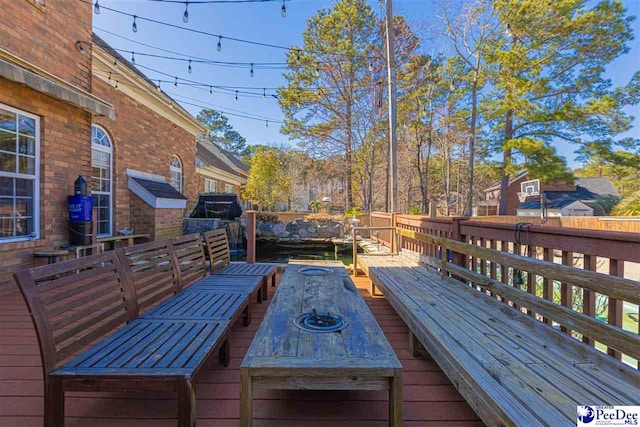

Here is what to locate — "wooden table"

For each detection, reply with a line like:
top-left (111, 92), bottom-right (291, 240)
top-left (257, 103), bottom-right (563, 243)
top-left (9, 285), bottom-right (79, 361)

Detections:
top-left (97, 233), bottom-right (149, 250)
top-left (33, 249), bottom-right (69, 264)
top-left (240, 263), bottom-right (402, 426)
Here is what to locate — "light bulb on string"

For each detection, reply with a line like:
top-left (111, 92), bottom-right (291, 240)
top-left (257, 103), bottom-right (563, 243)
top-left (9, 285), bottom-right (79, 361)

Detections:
top-left (263, 88), bottom-right (266, 99)
top-left (209, 86), bottom-right (213, 96)
top-left (281, 0), bottom-right (286, 18)
top-left (266, 120), bottom-right (269, 128)
top-left (113, 59), bottom-right (118, 69)
top-left (174, 77), bottom-right (178, 88)
top-left (156, 80), bottom-right (162, 92)
top-left (250, 63), bottom-right (254, 78)
top-left (505, 23), bottom-right (513, 38)
top-left (115, 80), bottom-right (119, 90)
top-left (235, 91), bottom-right (239, 103)
top-left (296, 50), bottom-right (300, 62)
top-left (131, 51), bottom-right (135, 64)
top-left (217, 37), bottom-right (222, 52)
top-left (94, 0), bottom-right (100, 15)
top-left (368, 61), bottom-right (373, 72)
top-left (188, 60), bottom-right (192, 74)
top-left (183, 2), bottom-right (189, 23)
top-left (108, 72), bottom-right (112, 81)
top-left (132, 15), bottom-right (138, 33)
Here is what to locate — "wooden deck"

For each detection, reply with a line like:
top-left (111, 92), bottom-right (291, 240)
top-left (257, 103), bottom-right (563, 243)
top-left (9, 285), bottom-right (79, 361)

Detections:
top-left (0, 272), bottom-right (482, 426)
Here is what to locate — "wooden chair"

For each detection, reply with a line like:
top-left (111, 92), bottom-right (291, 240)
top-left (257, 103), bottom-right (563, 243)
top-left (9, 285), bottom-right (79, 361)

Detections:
top-left (170, 233), bottom-right (208, 289)
top-left (14, 250), bottom-right (230, 427)
top-left (204, 228), bottom-right (278, 300)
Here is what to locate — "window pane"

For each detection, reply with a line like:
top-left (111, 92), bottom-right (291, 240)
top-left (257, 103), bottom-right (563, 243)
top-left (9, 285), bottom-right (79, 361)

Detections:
top-left (0, 177), bottom-right (12, 196)
top-left (15, 217), bottom-right (33, 237)
top-left (18, 136), bottom-right (35, 156)
top-left (0, 152), bottom-right (16, 172)
top-left (15, 198), bottom-right (32, 216)
top-left (15, 179), bottom-right (33, 197)
top-left (18, 116), bottom-right (36, 136)
top-left (0, 198), bottom-right (12, 217)
top-left (0, 217), bottom-right (13, 237)
top-left (0, 131), bottom-right (15, 153)
top-left (18, 156), bottom-right (35, 174)
top-left (0, 110), bottom-right (16, 132)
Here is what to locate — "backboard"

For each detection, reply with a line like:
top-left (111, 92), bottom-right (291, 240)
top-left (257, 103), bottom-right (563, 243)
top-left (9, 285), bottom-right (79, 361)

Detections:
top-left (520, 179), bottom-right (540, 196)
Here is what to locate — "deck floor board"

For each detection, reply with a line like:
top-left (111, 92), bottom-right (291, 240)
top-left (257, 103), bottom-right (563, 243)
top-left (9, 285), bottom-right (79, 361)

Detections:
top-left (0, 273), bottom-right (482, 426)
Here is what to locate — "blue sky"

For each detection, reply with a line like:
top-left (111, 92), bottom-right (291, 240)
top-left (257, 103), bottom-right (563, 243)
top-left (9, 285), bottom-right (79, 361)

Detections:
top-left (94, 0), bottom-right (639, 167)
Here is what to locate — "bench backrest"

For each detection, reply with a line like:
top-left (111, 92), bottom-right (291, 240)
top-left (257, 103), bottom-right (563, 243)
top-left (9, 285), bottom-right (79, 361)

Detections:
top-left (395, 228), bottom-right (640, 365)
top-left (203, 229), bottom-right (231, 273)
top-left (170, 233), bottom-right (207, 289)
top-left (117, 240), bottom-right (180, 313)
top-left (13, 251), bottom-right (135, 374)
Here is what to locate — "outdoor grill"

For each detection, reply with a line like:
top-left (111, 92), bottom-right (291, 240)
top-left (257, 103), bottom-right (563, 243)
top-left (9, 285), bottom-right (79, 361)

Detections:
top-left (294, 309), bottom-right (348, 333)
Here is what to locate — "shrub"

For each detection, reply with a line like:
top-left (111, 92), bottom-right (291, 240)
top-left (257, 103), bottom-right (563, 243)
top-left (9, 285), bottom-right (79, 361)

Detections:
top-left (344, 207), bottom-right (363, 216)
top-left (255, 211), bottom-right (279, 222)
top-left (304, 213), bottom-right (344, 223)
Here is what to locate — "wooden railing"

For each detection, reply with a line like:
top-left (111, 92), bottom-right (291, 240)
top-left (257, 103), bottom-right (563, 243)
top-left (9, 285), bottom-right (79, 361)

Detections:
top-left (359, 214), bottom-right (640, 368)
top-left (369, 212), bottom-right (394, 246)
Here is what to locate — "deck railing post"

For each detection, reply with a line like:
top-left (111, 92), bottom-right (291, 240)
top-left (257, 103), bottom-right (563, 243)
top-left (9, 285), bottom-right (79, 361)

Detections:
top-left (391, 212), bottom-right (400, 254)
top-left (352, 227), bottom-right (358, 277)
top-left (246, 210), bottom-right (256, 264)
top-left (450, 217), bottom-right (466, 269)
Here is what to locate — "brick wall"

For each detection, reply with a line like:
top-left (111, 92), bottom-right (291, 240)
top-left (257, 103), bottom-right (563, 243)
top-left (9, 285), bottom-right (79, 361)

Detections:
top-left (92, 78), bottom-right (198, 232)
top-left (0, 78), bottom-right (92, 292)
top-left (130, 194), bottom-right (183, 241)
top-left (196, 172), bottom-right (242, 197)
top-left (0, 0), bottom-right (92, 91)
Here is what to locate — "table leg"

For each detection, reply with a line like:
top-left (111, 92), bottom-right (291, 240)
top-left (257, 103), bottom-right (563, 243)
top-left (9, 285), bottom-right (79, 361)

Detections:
top-left (240, 368), bottom-right (252, 427)
top-left (389, 369), bottom-right (403, 427)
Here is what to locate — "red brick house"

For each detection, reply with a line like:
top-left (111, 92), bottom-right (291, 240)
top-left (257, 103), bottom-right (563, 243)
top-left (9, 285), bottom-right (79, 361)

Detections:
top-left (0, 0), bottom-right (206, 291)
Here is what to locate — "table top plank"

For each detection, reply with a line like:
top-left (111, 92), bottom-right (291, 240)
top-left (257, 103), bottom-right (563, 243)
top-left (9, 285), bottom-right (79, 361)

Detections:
top-left (243, 264), bottom-right (401, 371)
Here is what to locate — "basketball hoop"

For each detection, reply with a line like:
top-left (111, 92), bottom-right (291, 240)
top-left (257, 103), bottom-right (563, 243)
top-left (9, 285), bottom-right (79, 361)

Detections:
top-left (517, 192), bottom-right (528, 203)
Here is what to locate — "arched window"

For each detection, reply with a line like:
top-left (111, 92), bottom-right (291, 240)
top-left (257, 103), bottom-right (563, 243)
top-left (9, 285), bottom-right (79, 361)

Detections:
top-left (91, 125), bottom-right (112, 237)
top-left (169, 155), bottom-right (183, 193)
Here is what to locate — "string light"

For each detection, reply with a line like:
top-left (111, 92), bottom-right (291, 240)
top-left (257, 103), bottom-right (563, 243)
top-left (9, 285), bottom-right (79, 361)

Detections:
top-left (132, 15), bottom-right (138, 33)
top-left (209, 86), bottom-right (213, 96)
top-left (505, 23), bottom-right (513, 38)
top-left (183, 1), bottom-right (189, 23)
top-left (250, 63), bottom-right (254, 77)
top-left (108, 72), bottom-right (112, 81)
top-left (265, 120), bottom-right (269, 128)
top-left (235, 90), bottom-right (239, 103)
top-left (156, 80), bottom-right (162, 92)
top-left (94, 0), bottom-right (100, 14)
top-left (296, 50), bottom-right (300, 62)
top-left (368, 61), bottom-right (373, 72)
top-left (281, 0), bottom-right (286, 17)
top-left (115, 80), bottom-right (119, 89)
top-left (263, 88), bottom-right (266, 99)
top-left (131, 51), bottom-right (136, 64)
top-left (188, 59), bottom-right (192, 73)
top-left (113, 59), bottom-right (118, 69)
top-left (174, 77), bottom-right (178, 87)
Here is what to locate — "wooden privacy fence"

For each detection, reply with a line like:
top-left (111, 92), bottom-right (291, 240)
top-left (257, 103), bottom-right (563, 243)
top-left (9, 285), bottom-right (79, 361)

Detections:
top-left (357, 215), bottom-right (640, 367)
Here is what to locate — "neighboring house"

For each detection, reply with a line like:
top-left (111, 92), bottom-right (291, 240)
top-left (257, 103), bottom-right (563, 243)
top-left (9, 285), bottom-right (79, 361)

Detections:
top-left (517, 177), bottom-right (620, 217)
top-left (0, 1), bottom-right (206, 291)
top-left (475, 170), bottom-right (582, 216)
top-left (195, 140), bottom-right (248, 197)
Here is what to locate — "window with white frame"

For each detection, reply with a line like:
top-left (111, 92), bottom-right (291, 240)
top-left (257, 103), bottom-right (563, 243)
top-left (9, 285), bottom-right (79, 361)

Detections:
top-left (91, 125), bottom-right (113, 237)
top-left (225, 184), bottom-right (234, 194)
top-left (169, 155), bottom-right (183, 193)
top-left (0, 104), bottom-right (39, 241)
top-left (204, 178), bottom-right (218, 193)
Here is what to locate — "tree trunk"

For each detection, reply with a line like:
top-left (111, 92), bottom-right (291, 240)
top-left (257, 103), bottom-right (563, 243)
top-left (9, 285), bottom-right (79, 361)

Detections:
top-left (466, 73), bottom-right (478, 217)
top-left (498, 109), bottom-right (514, 215)
top-left (345, 102), bottom-right (353, 209)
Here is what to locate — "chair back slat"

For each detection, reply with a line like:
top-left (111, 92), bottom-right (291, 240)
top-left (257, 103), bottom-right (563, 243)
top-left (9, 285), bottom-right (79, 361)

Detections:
top-left (118, 240), bottom-right (180, 312)
top-left (170, 234), bottom-right (207, 288)
top-left (13, 251), bottom-right (135, 373)
top-left (204, 229), bottom-right (231, 273)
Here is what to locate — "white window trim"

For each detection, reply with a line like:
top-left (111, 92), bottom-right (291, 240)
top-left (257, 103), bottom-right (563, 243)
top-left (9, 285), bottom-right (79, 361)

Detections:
top-left (0, 103), bottom-right (40, 243)
top-left (170, 155), bottom-right (183, 193)
top-left (225, 184), bottom-right (234, 194)
top-left (91, 124), bottom-right (113, 238)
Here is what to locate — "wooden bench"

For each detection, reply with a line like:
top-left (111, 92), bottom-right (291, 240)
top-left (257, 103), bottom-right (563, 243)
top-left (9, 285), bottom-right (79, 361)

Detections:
top-left (357, 229), bottom-right (640, 427)
top-left (14, 243), bottom-right (234, 427)
top-left (204, 229), bottom-right (278, 300)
